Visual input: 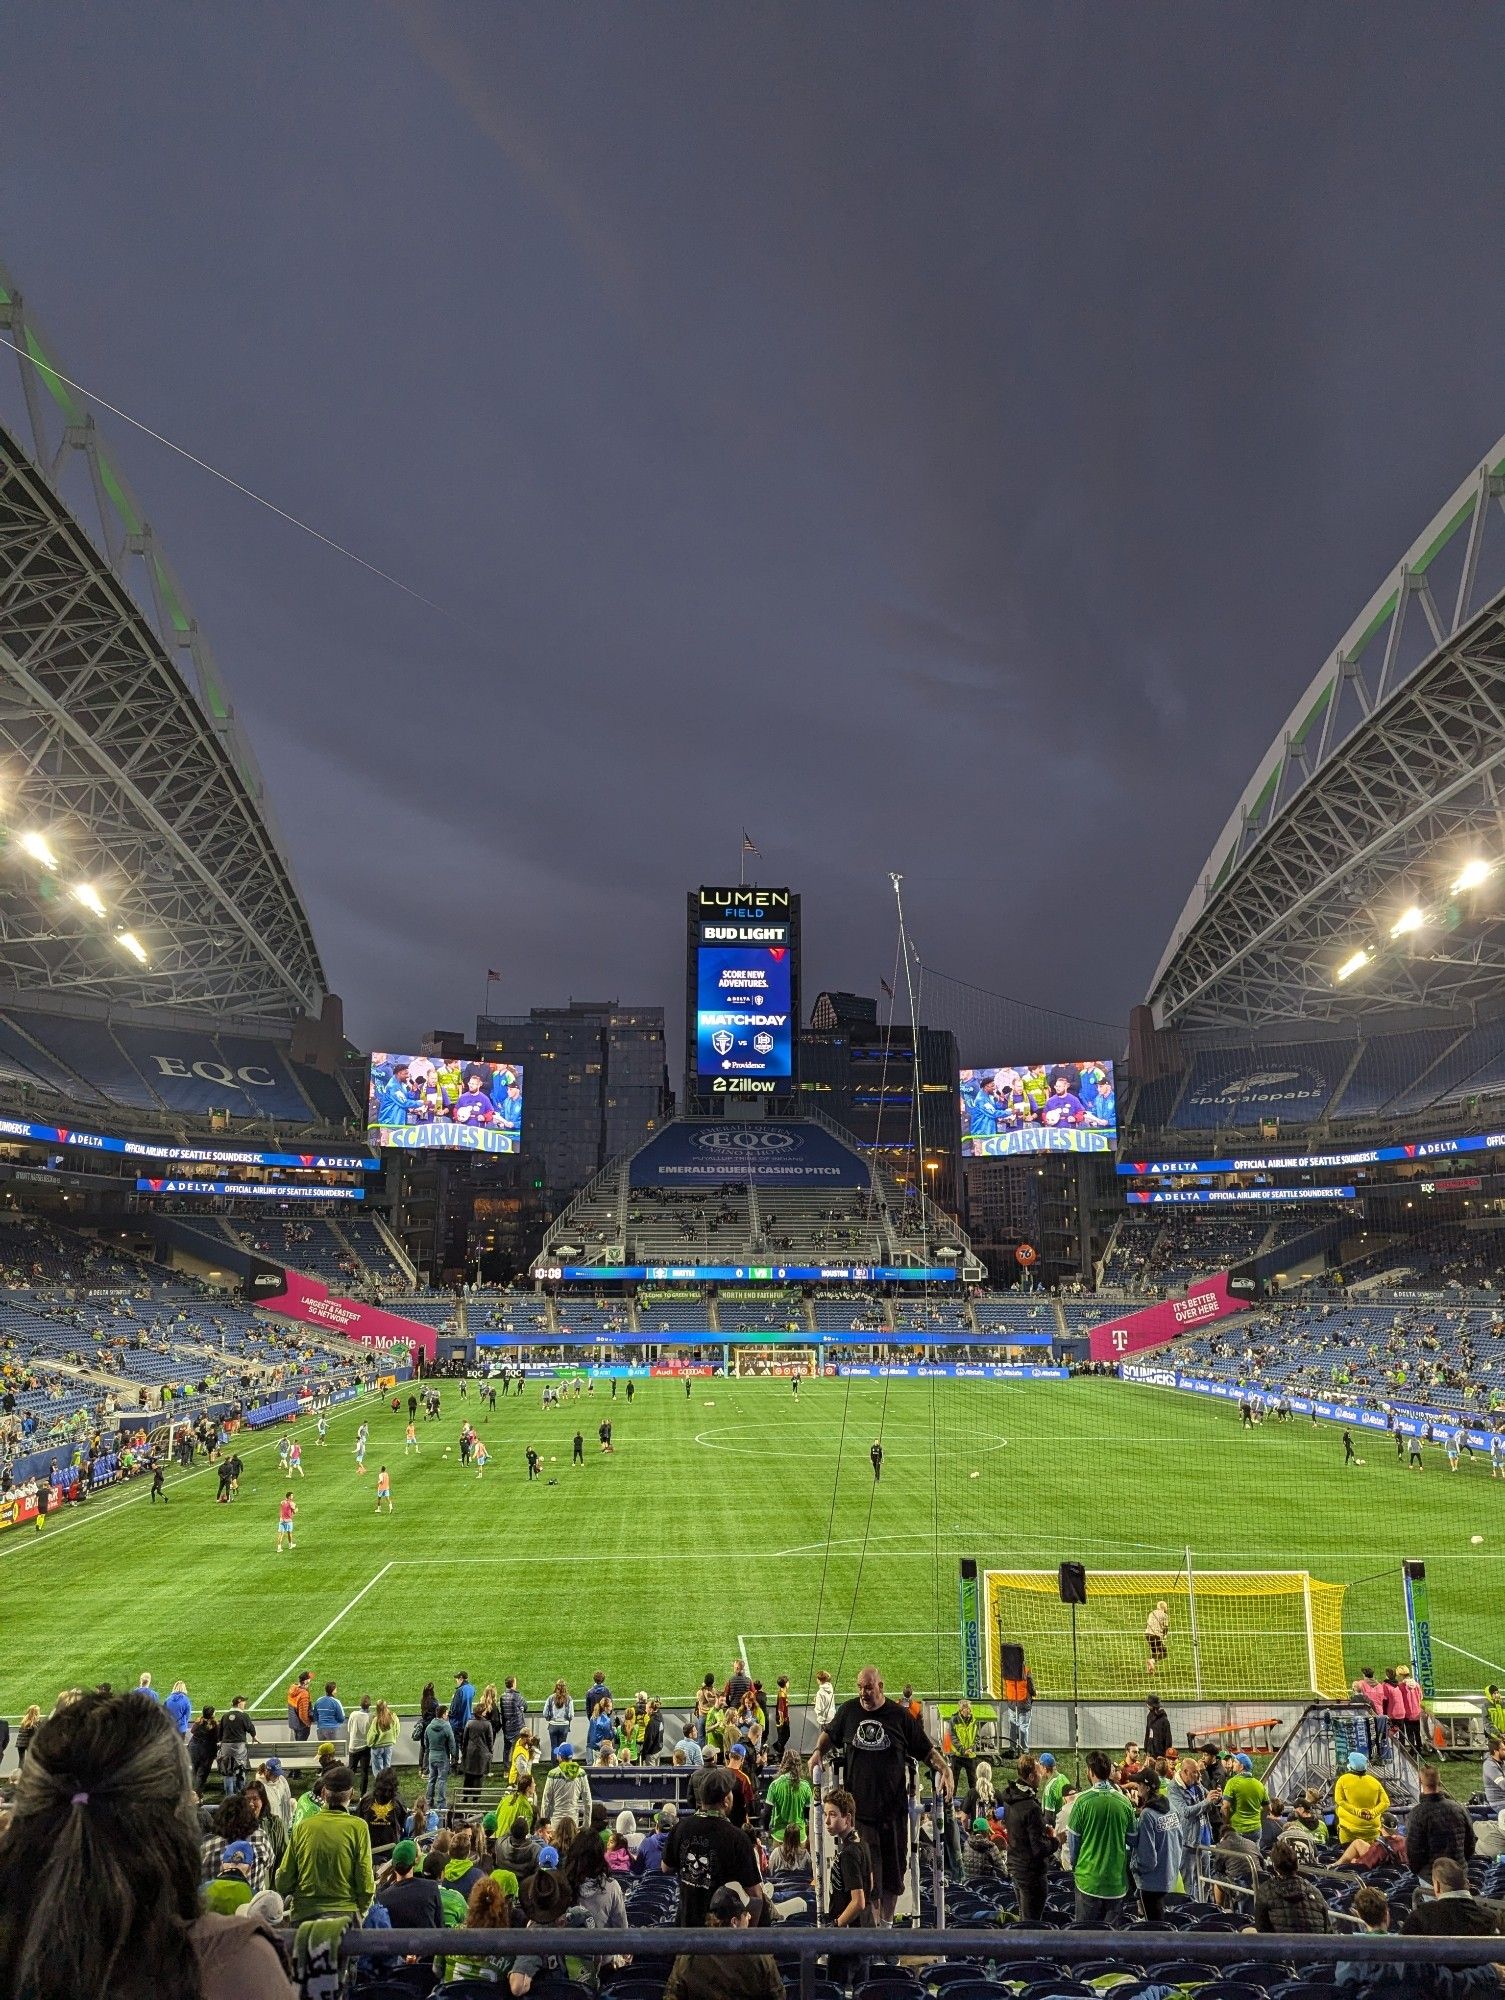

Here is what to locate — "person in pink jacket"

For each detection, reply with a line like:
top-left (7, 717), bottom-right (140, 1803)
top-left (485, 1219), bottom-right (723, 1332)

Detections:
top-left (1395, 1665), bottom-right (1424, 1754)
top-left (1354, 1670), bottom-right (1389, 1747)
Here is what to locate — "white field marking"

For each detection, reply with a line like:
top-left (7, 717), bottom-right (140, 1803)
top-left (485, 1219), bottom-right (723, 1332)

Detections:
top-left (0, 1390), bottom-right (390, 1564)
top-left (692, 1427), bottom-right (1008, 1460)
top-left (738, 1634), bottom-right (751, 1683)
top-left (251, 1561), bottom-right (395, 1708)
top-left (1434, 1635), bottom-right (1505, 1676)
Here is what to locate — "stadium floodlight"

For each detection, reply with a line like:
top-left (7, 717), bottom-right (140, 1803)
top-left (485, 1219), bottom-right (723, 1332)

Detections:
top-left (1389, 906), bottom-right (1426, 939)
top-left (19, 831), bottom-right (58, 870)
top-left (1335, 948), bottom-right (1371, 982)
top-left (70, 882), bottom-right (105, 917)
top-left (1451, 858), bottom-right (1494, 894)
top-left (115, 931), bottom-right (148, 964)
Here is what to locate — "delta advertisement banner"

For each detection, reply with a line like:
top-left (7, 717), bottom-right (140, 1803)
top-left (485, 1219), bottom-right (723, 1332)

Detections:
top-left (0, 1111), bottom-right (375, 1171)
top-left (1118, 1125), bottom-right (1505, 1178)
top-left (1086, 1272), bottom-right (1248, 1363)
top-left (1118, 1361), bottom-right (1496, 1451)
top-left (831, 1363), bottom-right (1068, 1380)
top-left (253, 1267), bottom-right (439, 1359)
top-left (1126, 1186), bottom-right (1355, 1206)
top-left (136, 1178), bottom-right (366, 1200)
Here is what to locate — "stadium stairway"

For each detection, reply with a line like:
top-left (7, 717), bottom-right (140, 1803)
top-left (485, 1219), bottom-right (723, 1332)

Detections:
top-left (1263, 1699), bottom-right (1421, 1815)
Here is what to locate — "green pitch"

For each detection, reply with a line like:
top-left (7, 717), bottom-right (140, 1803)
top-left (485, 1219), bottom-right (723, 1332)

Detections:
top-left (3, 1377), bottom-right (1502, 1716)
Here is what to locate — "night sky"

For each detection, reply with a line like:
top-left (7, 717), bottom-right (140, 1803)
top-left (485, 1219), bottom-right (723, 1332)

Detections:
top-left (7, 3), bottom-right (1505, 1055)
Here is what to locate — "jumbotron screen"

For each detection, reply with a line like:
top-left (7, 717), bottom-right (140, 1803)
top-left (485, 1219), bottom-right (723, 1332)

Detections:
top-left (960, 1059), bottom-right (1116, 1157)
top-left (368, 1053), bottom-right (524, 1154)
top-left (695, 945), bottom-right (793, 1081)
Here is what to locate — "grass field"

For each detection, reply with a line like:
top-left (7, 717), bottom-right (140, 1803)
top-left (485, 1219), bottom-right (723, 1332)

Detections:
top-left (4, 1375), bottom-right (1504, 1717)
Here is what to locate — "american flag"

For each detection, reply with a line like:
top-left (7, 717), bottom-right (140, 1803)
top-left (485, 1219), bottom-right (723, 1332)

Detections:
top-left (741, 830), bottom-right (760, 856)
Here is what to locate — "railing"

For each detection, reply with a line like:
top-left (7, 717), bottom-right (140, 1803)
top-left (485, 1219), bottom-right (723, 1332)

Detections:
top-left (322, 1923), bottom-right (1505, 1988)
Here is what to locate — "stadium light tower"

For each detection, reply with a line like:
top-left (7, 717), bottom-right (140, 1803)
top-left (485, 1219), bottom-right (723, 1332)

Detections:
top-left (1389, 906), bottom-right (1425, 939)
top-left (18, 830), bottom-right (57, 870)
top-left (1335, 948), bottom-right (1371, 983)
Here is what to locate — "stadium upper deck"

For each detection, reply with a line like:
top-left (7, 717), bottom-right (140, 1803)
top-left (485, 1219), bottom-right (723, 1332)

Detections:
top-left (1148, 435), bottom-right (1505, 1035)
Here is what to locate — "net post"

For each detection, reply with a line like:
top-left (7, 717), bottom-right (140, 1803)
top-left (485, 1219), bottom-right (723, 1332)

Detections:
top-left (1302, 1572), bottom-right (1319, 1696)
top-left (1184, 1546), bottom-right (1205, 1700)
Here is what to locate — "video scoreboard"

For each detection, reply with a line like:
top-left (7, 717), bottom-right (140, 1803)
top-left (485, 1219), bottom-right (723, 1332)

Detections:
top-left (686, 885), bottom-right (801, 1103)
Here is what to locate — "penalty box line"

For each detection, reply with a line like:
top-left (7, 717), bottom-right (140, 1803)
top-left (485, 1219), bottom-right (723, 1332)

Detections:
top-left (251, 1560), bottom-right (395, 1710)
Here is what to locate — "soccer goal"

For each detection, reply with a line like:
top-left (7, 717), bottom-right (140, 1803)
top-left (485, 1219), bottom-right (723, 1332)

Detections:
top-left (983, 1566), bottom-right (1348, 1702)
top-left (733, 1348), bottom-right (816, 1377)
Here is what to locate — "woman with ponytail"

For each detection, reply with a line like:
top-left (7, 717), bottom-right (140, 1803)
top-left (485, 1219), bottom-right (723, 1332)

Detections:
top-left (0, 1689), bottom-right (294, 2000)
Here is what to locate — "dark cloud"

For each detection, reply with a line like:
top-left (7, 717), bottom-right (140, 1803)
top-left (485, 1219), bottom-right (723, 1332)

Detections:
top-left (4, 1), bottom-right (1504, 1059)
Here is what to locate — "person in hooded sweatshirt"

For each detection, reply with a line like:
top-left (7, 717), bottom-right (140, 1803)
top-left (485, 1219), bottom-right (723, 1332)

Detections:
top-left (541, 1743), bottom-right (593, 1830)
top-left (1132, 1783), bottom-right (1181, 1924)
top-left (1000, 1756), bottom-right (1057, 1923)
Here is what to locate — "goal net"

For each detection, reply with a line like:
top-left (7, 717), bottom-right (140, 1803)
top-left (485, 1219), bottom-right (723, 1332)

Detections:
top-left (733, 1348), bottom-right (816, 1377)
top-left (983, 1567), bottom-right (1348, 1702)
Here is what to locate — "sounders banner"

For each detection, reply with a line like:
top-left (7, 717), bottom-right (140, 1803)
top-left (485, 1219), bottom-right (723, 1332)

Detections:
top-left (959, 1565), bottom-right (983, 1700)
top-left (1404, 1562), bottom-right (1436, 1701)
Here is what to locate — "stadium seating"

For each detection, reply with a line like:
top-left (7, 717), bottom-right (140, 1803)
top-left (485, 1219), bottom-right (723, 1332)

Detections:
top-left (0, 1004), bottom-right (358, 1131)
top-left (1172, 1297), bottom-right (1505, 1421)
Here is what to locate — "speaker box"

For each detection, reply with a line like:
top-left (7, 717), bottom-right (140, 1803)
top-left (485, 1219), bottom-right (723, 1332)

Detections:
top-left (1000, 1642), bottom-right (1026, 1681)
top-left (1058, 1561), bottom-right (1087, 1605)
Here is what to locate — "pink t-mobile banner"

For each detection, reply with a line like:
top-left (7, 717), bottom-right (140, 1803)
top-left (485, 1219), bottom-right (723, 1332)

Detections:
top-left (1087, 1271), bottom-right (1248, 1363)
top-left (257, 1268), bottom-right (437, 1360)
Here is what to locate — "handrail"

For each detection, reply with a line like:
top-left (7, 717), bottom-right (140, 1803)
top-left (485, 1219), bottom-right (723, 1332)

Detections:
top-left (329, 1922), bottom-right (1505, 1968)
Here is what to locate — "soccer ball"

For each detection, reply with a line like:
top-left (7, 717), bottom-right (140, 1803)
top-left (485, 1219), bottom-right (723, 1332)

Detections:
top-left (1472, 1534), bottom-right (1485, 1545)
top-left (969, 1471), bottom-right (980, 1480)
top-left (1354, 1458), bottom-right (1365, 1465)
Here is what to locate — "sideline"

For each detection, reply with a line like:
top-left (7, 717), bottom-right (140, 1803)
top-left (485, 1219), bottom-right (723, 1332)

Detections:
top-left (250, 1560), bottom-right (395, 1709)
top-left (0, 1386), bottom-right (390, 1564)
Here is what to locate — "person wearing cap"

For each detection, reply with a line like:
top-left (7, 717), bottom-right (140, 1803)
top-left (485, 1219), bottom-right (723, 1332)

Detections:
top-left (725, 1743), bottom-right (757, 1826)
top-left (275, 1762), bottom-right (375, 1922)
top-left (665, 1881), bottom-right (783, 2000)
top-left (1222, 1753), bottom-right (1268, 1840)
top-left (257, 1758), bottom-right (293, 1828)
top-left (376, 1832), bottom-right (446, 1928)
top-left (1334, 1750), bottom-right (1389, 1849)
top-left (639, 1804), bottom-right (678, 1876)
top-left (541, 1743), bottom-right (592, 1830)
top-left (201, 1839), bottom-right (258, 1916)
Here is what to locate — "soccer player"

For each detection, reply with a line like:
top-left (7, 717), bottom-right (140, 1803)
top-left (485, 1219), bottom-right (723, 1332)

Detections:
top-left (1145, 1600), bottom-right (1170, 1676)
top-left (404, 1420), bottom-right (418, 1454)
top-left (216, 1459), bottom-right (233, 1505)
top-left (685, 1377), bottom-right (693, 1400)
top-left (277, 1490), bottom-right (298, 1551)
top-left (625, 1380), bottom-right (635, 1404)
top-left (150, 1464), bottom-right (167, 1504)
top-left (1409, 1433), bottom-right (1424, 1471)
top-left (1343, 1429), bottom-right (1357, 1465)
top-left (289, 1438), bottom-right (304, 1478)
top-left (278, 1435), bottom-right (292, 1474)
top-left (227, 1453), bottom-right (242, 1500)
top-left (1447, 1430), bottom-right (1462, 1473)
top-left (375, 1465), bottom-right (393, 1514)
top-left (1394, 1421), bottom-right (1406, 1462)
top-left (792, 1374), bottom-right (800, 1400)
top-left (526, 1446), bottom-right (540, 1481)
top-left (599, 1420), bottom-right (612, 1455)
top-left (573, 1431), bottom-right (584, 1466)
top-left (870, 1440), bottom-right (883, 1482)
top-left (354, 1424), bottom-right (368, 1476)
top-left (316, 1414), bottom-right (328, 1446)
top-left (1491, 1434), bottom-right (1505, 1480)
top-left (475, 1439), bottom-right (490, 1479)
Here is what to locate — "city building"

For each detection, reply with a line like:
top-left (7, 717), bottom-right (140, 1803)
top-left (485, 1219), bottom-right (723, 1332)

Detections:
top-left (800, 990), bottom-right (963, 1215)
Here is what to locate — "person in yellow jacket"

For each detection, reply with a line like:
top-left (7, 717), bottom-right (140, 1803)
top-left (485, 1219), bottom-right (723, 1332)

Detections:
top-left (1333, 1749), bottom-right (1389, 1845)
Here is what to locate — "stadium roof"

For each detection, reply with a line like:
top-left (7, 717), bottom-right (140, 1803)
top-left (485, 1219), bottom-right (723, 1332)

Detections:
top-left (1150, 437), bottom-right (1505, 1032)
top-left (0, 260), bottom-right (325, 1019)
